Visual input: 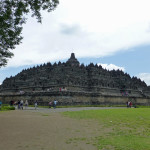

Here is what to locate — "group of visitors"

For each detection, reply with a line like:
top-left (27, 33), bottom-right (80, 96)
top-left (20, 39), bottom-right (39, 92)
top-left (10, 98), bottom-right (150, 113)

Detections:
top-left (12, 100), bottom-right (29, 110)
top-left (15, 100), bottom-right (37, 110)
top-left (121, 91), bottom-right (129, 96)
top-left (33, 100), bottom-right (58, 109)
top-left (126, 101), bottom-right (132, 108)
top-left (9, 99), bottom-right (58, 110)
top-left (49, 100), bottom-right (58, 109)
top-left (34, 100), bottom-right (58, 110)
top-left (59, 87), bottom-right (67, 92)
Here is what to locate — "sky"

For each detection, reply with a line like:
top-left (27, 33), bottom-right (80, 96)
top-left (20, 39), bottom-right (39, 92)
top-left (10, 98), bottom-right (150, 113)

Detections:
top-left (1, 0), bottom-right (150, 85)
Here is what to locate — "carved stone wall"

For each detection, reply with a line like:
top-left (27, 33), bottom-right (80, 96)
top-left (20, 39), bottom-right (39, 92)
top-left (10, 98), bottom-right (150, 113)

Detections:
top-left (0, 91), bottom-right (150, 106)
top-left (0, 53), bottom-right (150, 105)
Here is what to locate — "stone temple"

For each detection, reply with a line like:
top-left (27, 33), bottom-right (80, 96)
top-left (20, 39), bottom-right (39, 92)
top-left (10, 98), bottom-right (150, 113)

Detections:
top-left (0, 53), bottom-right (150, 106)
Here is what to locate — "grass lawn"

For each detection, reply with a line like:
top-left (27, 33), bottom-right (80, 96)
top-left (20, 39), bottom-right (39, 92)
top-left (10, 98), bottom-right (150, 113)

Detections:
top-left (63, 108), bottom-right (150, 150)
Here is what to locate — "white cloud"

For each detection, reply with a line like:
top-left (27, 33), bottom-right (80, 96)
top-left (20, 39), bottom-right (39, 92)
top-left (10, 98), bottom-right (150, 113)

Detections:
top-left (6, 0), bottom-right (150, 67)
top-left (137, 73), bottom-right (150, 86)
top-left (98, 63), bottom-right (125, 71)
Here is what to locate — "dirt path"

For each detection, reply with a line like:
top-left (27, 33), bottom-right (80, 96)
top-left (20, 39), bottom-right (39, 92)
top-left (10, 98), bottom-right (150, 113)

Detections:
top-left (26, 106), bottom-right (124, 112)
top-left (0, 107), bottom-right (122, 150)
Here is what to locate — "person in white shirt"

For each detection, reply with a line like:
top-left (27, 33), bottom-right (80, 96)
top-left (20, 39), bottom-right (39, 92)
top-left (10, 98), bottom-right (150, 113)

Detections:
top-left (34, 101), bottom-right (38, 110)
top-left (53, 100), bottom-right (58, 109)
top-left (20, 100), bottom-right (24, 110)
top-left (25, 100), bottom-right (28, 109)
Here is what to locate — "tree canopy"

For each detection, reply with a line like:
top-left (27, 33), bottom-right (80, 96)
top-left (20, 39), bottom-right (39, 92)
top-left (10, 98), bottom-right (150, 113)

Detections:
top-left (0, 0), bottom-right (59, 67)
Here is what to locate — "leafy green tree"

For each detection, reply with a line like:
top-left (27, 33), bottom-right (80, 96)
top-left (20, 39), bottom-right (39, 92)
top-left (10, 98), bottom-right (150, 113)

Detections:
top-left (0, 0), bottom-right (59, 67)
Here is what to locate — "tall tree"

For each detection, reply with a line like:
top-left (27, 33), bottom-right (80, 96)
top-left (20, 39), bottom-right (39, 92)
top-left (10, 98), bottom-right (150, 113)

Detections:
top-left (0, 0), bottom-right (59, 67)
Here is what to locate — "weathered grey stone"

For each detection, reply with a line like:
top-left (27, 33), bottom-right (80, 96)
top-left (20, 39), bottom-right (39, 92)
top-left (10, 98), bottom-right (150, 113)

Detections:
top-left (0, 53), bottom-right (150, 105)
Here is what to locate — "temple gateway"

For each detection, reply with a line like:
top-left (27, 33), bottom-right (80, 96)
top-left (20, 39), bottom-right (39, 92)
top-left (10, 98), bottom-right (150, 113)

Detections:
top-left (0, 53), bottom-right (150, 106)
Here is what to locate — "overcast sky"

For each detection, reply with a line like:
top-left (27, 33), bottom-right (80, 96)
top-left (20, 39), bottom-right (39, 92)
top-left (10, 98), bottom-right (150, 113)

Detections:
top-left (1, 0), bottom-right (150, 85)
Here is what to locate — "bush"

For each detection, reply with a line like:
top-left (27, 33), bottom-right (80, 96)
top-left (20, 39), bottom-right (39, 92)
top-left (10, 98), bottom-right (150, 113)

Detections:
top-left (0, 105), bottom-right (15, 111)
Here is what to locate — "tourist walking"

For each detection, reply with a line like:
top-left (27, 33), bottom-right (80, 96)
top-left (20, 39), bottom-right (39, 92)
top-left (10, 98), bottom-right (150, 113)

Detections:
top-left (53, 100), bottom-right (58, 109)
top-left (126, 101), bottom-right (129, 108)
top-left (49, 101), bottom-right (52, 108)
top-left (34, 100), bottom-right (38, 110)
top-left (129, 101), bottom-right (132, 108)
top-left (128, 101), bottom-right (130, 108)
top-left (18, 100), bottom-right (21, 109)
top-left (20, 100), bottom-right (24, 110)
top-left (25, 100), bottom-right (28, 109)
top-left (10, 100), bottom-right (14, 106)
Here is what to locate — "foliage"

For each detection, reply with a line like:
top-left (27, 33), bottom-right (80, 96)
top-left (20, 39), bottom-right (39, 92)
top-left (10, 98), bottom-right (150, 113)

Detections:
top-left (0, 0), bottom-right (59, 67)
top-left (0, 105), bottom-right (15, 110)
top-left (63, 108), bottom-right (150, 150)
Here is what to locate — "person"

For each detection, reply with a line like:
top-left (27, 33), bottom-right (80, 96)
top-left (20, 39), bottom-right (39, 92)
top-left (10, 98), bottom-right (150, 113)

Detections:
top-left (134, 103), bottom-right (136, 108)
top-left (53, 100), bottom-right (58, 109)
top-left (128, 101), bottom-right (130, 108)
top-left (34, 100), bottom-right (38, 110)
top-left (129, 101), bottom-right (132, 108)
top-left (49, 101), bottom-right (52, 108)
top-left (25, 100), bottom-right (28, 109)
top-left (14, 101), bottom-right (17, 109)
top-left (18, 100), bottom-right (21, 109)
top-left (20, 100), bottom-right (24, 110)
top-left (126, 101), bottom-right (129, 108)
top-left (10, 100), bottom-right (13, 106)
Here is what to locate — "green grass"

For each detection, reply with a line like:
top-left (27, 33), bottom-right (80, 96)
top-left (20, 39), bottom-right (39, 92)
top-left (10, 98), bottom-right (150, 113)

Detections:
top-left (136, 105), bottom-right (150, 108)
top-left (0, 105), bottom-right (15, 111)
top-left (63, 108), bottom-right (150, 150)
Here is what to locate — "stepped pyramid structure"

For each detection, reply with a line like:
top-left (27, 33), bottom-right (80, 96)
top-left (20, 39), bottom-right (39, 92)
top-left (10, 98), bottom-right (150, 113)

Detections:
top-left (0, 53), bottom-right (150, 105)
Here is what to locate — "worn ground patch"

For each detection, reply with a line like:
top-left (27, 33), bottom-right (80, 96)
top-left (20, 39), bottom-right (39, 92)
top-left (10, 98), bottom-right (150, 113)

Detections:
top-left (0, 109), bottom-right (109, 150)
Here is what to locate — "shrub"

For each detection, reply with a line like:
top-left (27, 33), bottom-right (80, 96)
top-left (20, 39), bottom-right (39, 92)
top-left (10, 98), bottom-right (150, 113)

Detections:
top-left (0, 105), bottom-right (15, 111)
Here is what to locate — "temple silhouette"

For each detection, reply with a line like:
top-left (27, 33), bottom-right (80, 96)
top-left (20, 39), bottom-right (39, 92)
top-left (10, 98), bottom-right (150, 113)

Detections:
top-left (0, 53), bottom-right (150, 105)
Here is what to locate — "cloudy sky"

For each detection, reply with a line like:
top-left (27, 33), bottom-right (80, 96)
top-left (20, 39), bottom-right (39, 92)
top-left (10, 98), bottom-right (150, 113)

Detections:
top-left (1, 0), bottom-right (150, 85)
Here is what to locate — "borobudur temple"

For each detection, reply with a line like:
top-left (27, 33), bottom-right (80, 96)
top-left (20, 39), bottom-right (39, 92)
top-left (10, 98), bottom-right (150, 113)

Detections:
top-left (0, 53), bottom-right (150, 106)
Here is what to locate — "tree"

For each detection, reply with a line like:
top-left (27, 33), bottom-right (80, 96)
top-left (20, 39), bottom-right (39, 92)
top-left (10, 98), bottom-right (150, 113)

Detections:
top-left (0, 0), bottom-right (59, 67)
